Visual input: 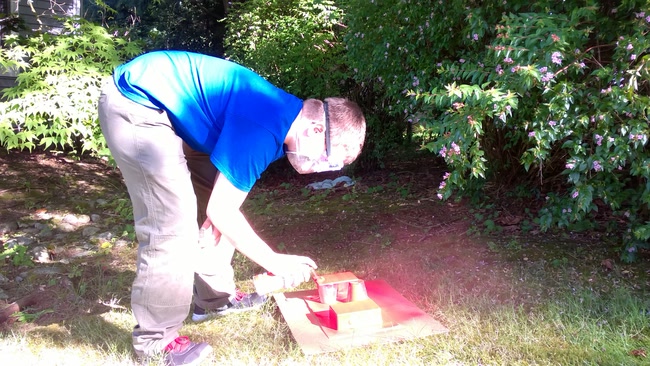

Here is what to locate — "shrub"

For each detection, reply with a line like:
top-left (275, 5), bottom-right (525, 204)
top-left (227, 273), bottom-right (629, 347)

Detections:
top-left (224, 0), bottom-right (347, 99)
top-left (0, 17), bottom-right (143, 157)
top-left (345, 0), bottom-right (650, 260)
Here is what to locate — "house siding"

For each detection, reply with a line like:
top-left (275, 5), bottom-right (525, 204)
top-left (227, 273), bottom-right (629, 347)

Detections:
top-left (0, 75), bottom-right (16, 92)
top-left (17, 0), bottom-right (81, 34)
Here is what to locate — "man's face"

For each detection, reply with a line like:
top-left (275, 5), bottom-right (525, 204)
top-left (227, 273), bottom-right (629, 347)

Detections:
top-left (286, 101), bottom-right (343, 174)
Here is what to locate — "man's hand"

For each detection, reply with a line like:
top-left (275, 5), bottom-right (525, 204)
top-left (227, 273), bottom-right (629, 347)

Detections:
top-left (199, 219), bottom-right (222, 247)
top-left (265, 253), bottom-right (317, 289)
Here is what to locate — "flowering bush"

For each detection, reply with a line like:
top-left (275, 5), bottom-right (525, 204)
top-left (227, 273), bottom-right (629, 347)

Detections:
top-left (345, 0), bottom-right (650, 261)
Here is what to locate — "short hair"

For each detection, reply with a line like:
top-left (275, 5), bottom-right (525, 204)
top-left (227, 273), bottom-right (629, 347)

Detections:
top-left (304, 98), bottom-right (366, 165)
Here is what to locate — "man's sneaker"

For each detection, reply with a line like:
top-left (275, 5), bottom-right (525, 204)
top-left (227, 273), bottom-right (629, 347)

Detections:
top-left (191, 291), bottom-right (268, 322)
top-left (164, 336), bottom-right (212, 366)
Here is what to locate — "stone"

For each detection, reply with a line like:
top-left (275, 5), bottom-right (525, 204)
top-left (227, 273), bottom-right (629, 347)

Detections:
top-left (31, 246), bottom-right (51, 263)
top-left (70, 249), bottom-right (95, 258)
top-left (82, 226), bottom-right (101, 237)
top-left (37, 226), bottom-right (54, 239)
top-left (5, 236), bottom-right (36, 248)
top-left (0, 221), bottom-right (18, 234)
top-left (63, 214), bottom-right (79, 225)
top-left (94, 231), bottom-right (113, 242)
top-left (29, 267), bottom-right (63, 276)
top-left (57, 222), bottom-right (76, 233)
top-left (54, 233), bottom-right (69, 240)
top-left (76, 214), bottom-right (91, 224)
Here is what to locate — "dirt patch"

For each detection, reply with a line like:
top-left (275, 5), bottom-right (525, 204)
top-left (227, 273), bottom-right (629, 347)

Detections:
top-left (0, 150), bottom-right (133, 327)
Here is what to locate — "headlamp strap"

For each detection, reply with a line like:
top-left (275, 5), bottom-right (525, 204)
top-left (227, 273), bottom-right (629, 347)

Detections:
top-left (324, 101), bottom-right (331, 157)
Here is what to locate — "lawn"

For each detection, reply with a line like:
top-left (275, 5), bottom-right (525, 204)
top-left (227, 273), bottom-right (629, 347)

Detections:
top-left (0, 150), bottom-right (648, 365)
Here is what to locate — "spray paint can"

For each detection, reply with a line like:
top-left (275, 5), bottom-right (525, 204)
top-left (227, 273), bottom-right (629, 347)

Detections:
top-left (253, 273), bottom-right (285, 295)
top-left (347, 280), bottom-right (368, 302)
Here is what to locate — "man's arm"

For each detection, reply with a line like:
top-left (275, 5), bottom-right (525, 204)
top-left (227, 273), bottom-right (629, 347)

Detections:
top-left (203, 172), bottom-right (316, 282)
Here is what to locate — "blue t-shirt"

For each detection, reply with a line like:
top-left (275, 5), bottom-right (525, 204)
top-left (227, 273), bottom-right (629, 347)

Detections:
top-left (112, 50), bottom-right (303, 192)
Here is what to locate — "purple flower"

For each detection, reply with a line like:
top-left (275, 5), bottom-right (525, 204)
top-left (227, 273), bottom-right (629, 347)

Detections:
top-left (566, 162), bottom-right (575, 169)
top-left (595, 134), bottom-right (603, 146)
top-left (631, 54), bottom-right (637, 61)
top-left (451, 142), bottom-right (461, 154)
top-left (528, 131), bottom-right (535, 137)
top-left (539, 66), bottom-right (548, 73)
top-left (549, 120), bottom-right (557, 126)
top-left (572, 191), bottom-right (579, 199)
top-left (504, 57), bottom-right (513, 64)
top-left (551, 51), bottom-right (563, 65)
top-left (439, 146), bottom-right (448, 158)
top-left (473, 33), bottom-right (479, 41)
top-left (627, 43), bottom-right (634, 50)
top-left (541, 72), bottom-right (554, 82)
top-left (593, 161), bottom-right (603, 172)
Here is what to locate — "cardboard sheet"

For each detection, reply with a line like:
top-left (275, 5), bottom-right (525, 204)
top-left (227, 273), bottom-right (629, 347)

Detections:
top-left (273, 279), bottom-right (448, 354)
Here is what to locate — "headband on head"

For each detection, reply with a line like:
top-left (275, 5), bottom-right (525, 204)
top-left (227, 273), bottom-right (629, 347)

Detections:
top-left (324, 101), bottom-right (330, 157)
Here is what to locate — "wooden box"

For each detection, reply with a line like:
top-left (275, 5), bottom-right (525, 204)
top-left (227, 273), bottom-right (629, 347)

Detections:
top-left (329, 298), bottom-right (383, 331)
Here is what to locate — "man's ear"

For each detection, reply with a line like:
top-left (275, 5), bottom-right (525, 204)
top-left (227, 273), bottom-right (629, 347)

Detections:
top-left (305, 122), bottom-right (325, 137)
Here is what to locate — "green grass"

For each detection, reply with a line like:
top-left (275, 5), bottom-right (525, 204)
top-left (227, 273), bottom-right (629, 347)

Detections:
top-left (2, 270), bottom-right (648, 365)
top-left (1, 164), bottom-right (649, 365)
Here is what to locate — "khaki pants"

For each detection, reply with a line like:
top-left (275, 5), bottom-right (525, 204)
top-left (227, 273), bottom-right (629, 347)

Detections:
top-left (183, 144), bottom-right (237, 310)
top-left (98, 79), bottom-right (235, 356)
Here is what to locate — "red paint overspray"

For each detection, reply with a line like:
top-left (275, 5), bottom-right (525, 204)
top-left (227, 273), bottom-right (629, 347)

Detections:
top-left (274, 277), bottom-right (449, 354)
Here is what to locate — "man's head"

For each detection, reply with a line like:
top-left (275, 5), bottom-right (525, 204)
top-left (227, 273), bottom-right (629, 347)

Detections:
top-left (286, 98), bottom-right (366, 174)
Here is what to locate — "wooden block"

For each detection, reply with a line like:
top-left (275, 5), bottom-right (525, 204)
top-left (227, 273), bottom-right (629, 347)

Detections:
top-left (329, 298), bottom-right (382, 331)
top-left (317, 272), bottom-right (358, 286)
